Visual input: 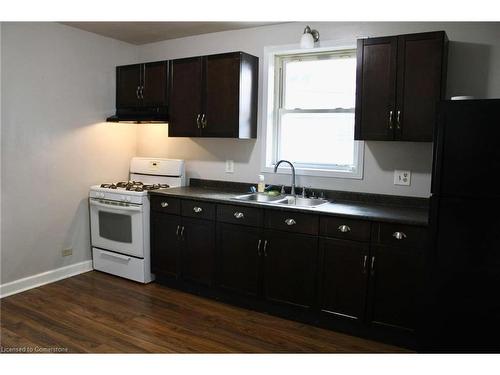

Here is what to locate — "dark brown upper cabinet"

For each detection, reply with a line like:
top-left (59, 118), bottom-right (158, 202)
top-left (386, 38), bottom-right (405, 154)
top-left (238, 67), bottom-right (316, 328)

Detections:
top-left (168, 52), bottom-right (258, 139)
top-left (355, 31), bottom-right (448, 142)
top-left (109, 61), bottom-right (169, 122)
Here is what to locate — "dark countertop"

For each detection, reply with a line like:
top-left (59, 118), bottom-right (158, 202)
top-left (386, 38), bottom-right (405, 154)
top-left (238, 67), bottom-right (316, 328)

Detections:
top-left (149, 186), bottom-right (429, 226)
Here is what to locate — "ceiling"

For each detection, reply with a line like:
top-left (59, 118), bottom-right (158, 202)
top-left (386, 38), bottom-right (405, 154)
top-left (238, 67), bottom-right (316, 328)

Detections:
top-left (61, 22), bottom-right (283, 45)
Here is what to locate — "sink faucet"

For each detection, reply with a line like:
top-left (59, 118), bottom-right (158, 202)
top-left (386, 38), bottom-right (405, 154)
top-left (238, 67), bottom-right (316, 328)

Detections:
top-left (274, 160), bottom-right (296, 196)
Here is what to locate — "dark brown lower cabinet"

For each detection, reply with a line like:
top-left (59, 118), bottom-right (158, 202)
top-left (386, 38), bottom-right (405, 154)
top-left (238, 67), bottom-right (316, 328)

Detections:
top-left (263, 230), bottom-right (318, 309)
top-left (151, 213), bottom-right (181, 279)
top-left (216, 223), bottom-right (261, 297)
top-left (367, 244), bottom-right (422, 331)
top-left (319, 238), bottom-right (369, 321)
top-left (181, 217), bottom-right (215, 286)
top-left (150, 195), bottom-right (425, 348)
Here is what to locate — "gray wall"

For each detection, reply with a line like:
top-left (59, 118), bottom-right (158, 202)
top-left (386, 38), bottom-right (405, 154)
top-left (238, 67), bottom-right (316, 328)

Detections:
top-left (0, 23), bottom-right (138, 284)
top-left (135, 22), bottom-right (500, 198)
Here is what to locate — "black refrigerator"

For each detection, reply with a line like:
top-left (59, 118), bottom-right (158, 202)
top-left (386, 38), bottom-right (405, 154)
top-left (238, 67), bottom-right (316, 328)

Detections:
top-left (421, 99), bottom-right (500, 352)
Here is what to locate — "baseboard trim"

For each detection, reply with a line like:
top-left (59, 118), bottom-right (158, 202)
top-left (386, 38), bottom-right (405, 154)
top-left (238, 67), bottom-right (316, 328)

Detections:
top-left (0, 260), bottom-right (93, 298)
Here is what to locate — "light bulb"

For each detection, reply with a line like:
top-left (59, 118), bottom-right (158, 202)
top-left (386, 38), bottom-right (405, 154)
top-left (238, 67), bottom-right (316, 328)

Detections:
top-left (300, 32), bottom-right (314, 49)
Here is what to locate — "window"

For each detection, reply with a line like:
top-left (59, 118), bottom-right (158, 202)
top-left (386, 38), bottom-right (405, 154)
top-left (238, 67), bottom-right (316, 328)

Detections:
top-left (262, 47), bottom-right (364, 179)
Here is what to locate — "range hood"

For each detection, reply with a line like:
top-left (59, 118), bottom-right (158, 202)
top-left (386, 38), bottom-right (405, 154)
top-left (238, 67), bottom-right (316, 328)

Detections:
top-left (106, 107), bottom-right (168, 124)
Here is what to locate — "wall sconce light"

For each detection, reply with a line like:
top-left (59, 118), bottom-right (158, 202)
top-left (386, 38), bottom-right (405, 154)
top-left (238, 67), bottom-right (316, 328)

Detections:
top-left (300, 25), bottom-right (320, 49)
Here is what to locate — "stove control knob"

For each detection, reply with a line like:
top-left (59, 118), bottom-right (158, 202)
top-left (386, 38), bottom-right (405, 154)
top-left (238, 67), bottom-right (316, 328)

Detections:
top-left (121, 195), bottom-right (126, 201)
top-left (126, 197), bottom-right (131, 202)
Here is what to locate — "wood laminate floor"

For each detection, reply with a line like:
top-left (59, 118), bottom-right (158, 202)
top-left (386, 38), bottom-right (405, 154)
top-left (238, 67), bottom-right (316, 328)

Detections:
top-left (0, 271), bottom-right (409, 353)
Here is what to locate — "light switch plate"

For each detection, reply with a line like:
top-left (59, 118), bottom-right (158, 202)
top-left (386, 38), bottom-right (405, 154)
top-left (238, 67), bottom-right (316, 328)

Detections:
top-left (394, 170), bottom-right (411, 186)
top-left (225, 160), bottom-right (234, 173)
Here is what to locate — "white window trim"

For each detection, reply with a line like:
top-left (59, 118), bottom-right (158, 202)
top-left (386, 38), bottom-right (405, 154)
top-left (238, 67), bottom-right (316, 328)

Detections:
top-left (260, 40), bottom-right (364, 179)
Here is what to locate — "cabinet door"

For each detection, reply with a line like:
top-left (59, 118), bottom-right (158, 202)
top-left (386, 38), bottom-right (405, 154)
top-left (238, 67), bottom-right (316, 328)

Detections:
top-left (355, 37), bottom-right (398, 141)
top-left (142, 61), bottom-right (168, 107)
top-left (169, 57), bottom-right (203, 137)
top-left (396, 32), bottom-right (446, 141)
top-left (150, 213), bottom-right (181, 279)
top-left (263, 230), bottom-right (318, 308)
top-left (217, 223), bottom-right (261, 297)
top-left (203, 54), bottom-right (240, 137)
top-left (116, 64), bottom-right (142, 108)
top-left (319, 238), bottom-right (369, 321)
top-left (367, 244), bottom-right (422, 331)
top-left (181, 217), bottom-right (215, 286)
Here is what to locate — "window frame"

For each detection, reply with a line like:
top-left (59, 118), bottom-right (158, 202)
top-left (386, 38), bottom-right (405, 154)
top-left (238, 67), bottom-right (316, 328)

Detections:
top-left (261, 42), bottom-right (364, 179)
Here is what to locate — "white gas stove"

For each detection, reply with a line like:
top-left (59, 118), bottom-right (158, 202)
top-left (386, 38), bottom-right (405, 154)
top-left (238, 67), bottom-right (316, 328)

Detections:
top-left (89, 157), bottom-right (185, 283)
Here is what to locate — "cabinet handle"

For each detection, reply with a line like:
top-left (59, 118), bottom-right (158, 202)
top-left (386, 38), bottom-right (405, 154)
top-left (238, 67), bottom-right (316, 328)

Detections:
top-left (193, 206), bottom-right (203, 213)
top-left (284, 218), bottom-right (296, 226)
top-left (362, 255), bottom-right (368, 274)
top-left (180, 225), bottom-right (185, 238)
top-left (136, 86), bottom-right (140, 99)
top-left (370, 256), bottom-right (376, 276)
top-left (263, 240), bottom-right (268, 257)
top-left (176, 225), bottom-right (180, 237)
top-left (160, 202), bottom-right (169, 208)
top-left (233, 212), bottom-right (244, 219)
top-left (196, 114), bottom-right (201, 128)
top-left (392, 231), bottom-right (407, 240)
top-left (257, 239), bottom-right (262, 256)
top-left (388, 110), bottom-right (394, 130)
top-left (201, 113), bottom-right (207, 128)
top-left (396, 110), bottom-right (401, 130)
top-left (338, 224), bottom-right (351, 233)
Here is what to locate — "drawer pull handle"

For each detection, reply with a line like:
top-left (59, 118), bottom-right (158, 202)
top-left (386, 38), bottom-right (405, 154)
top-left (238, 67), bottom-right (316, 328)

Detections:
top-left (193, 206), bottom-right (203, 213)
top-left (338, 224), bottom-right (351, 233)
top-left (370, 256), bottom-right (376, 276)
top-left (160, 202), bottom-right (169, 208)
top-left (392, 231), bottom-right (407, 240)
top-left (233, 212), bottom-right (244, 219)
top-left (263, 240), bottom-right (269, 257)
top-left (362, 255), bottom-right (368, 274)
top-left (257, 239), bottom-right (262, 256)
top-left (284, 218), bottom-right (296, 226)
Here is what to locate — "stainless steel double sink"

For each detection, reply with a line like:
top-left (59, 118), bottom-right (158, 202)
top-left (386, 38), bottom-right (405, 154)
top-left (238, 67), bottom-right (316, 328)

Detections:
top-left (232, 193), bottom-right (330, 208)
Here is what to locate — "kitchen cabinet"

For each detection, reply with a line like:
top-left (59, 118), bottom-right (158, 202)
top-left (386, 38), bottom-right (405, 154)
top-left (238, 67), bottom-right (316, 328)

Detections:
top-left (116, 61), bottom-right (169, 109)
top-left (319, 238), bottom-right (369, 321)
top-left (150, 199), bottom-right (215, 286)
top-left (263, 229), bottom-right (318, 308)
top-left (181, 217), bottom-right (215, 286)
top-left (150, 193), bottom-right (427, 347)
top-left (151, 213), bottom-right (181, 279)
top-left (355, 31), bottom-right (448, 141)
top-left (366, 224), bottom-right (426, 331)
top-left (168, 52), bottom-right (258, 138)
top-left (217, 223), bottom-right (262, 297)
top-left (168, 57), bottom-right (203, 137)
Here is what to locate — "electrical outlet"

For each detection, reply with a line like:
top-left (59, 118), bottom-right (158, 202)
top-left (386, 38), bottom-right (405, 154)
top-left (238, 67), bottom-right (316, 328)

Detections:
top-left (225, 160), bottom-right (234, 173)
top-left (394, 170), bottom-right (411, 186)
top-left (62, 248), bottom-right (73, 257)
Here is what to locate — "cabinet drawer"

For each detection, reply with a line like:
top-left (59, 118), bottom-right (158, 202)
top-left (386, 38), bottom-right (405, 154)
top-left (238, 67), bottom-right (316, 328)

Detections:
top-left (374, 222), bottom-right (427, 248)
top-left (150, 195), bottom-right (181, 215)
top-left (264, 210), bottom-right (319, 235)
top-left (181, 199), bottom-right (215, 220)
top-left (217, 204), bottom-right (263, 227)
top-left (320, 216), bottom-right (371, 242)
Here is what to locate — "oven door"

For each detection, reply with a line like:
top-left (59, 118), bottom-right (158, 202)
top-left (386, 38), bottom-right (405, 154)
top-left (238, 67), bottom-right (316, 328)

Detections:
top-left (89, 198), bottom-right (144, 258)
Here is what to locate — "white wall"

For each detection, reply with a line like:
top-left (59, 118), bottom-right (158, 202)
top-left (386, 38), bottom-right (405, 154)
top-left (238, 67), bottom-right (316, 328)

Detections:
top-left (0, 23), bottom-right (138, 284)
top-left (135, 22), bottom-right (500, 198)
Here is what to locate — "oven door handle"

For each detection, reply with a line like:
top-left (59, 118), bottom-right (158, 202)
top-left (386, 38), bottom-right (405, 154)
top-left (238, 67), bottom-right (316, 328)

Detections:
top-left (89, 199), bottom-right (142, 212)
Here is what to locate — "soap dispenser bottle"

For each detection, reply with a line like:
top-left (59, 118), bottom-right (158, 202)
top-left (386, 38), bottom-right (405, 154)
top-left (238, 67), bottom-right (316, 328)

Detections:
top-left (257, 175), bottom-right (265, 193)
